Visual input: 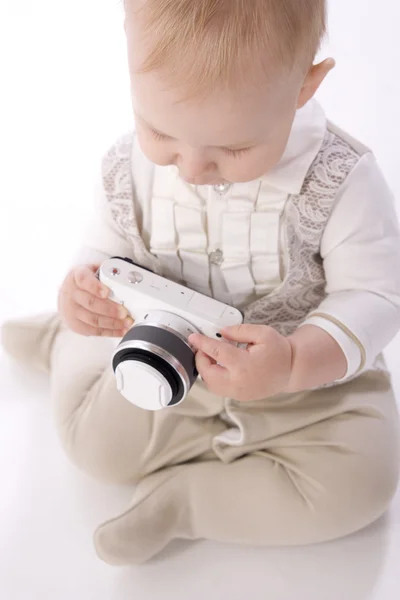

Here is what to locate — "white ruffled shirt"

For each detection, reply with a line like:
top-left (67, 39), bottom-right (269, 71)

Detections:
top-left (77, 99), bottom-right (400, 380)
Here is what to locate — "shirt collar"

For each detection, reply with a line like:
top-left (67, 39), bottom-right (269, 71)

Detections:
top-left (260, 98), bottom-right (327, 195)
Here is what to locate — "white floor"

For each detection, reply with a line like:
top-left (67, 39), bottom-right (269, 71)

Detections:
top-left (1, 1), bottom-right (400, 599)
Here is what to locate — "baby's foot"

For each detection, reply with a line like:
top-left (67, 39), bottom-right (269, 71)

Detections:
top-left (94, 466), bottom-right (193, 565)
top-left (1, 313), bottom-right (61, 372)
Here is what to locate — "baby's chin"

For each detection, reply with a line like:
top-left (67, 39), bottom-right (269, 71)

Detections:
top-left (183, 175), bottom-right (266, 186)
top-left (172, 166), bottom-right (272, 186)
top-left (183, 177), bottom-right (227, 186)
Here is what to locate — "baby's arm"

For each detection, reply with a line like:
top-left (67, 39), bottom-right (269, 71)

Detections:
top-left (287, 152), bottom-right (400, 391)
top-left (73, 174), bottom-right (136, 266)
top-left (59, 146), bottom-right (138, 336)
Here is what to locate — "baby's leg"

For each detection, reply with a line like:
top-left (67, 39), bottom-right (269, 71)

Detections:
top-left (94, 370), bottom-right (400, 564)
top-left (2, 313), bottom-right (61, 372)
top-left (51, 323), bottom-right (226, 484)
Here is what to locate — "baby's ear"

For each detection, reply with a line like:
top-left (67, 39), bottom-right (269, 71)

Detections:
top-left (297, 58), bottom-right (335, 109)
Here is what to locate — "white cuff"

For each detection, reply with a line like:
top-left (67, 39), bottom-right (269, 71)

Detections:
top-left (300, 315), bottom-right (363, 380)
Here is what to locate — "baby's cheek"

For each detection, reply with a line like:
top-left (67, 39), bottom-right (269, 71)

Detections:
top-left (221, 154), bottom-right (273, 183)
top-left (136, 131), bottom-right (174, 167)
top-left (238, 147), bottom-right (286, 182)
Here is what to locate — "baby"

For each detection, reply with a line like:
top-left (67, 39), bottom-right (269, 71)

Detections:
top-left (3, 0), bottom-right (400, 565)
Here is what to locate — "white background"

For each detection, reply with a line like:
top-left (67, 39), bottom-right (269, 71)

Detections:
top-left (0, 1), bottom-right (399, 599)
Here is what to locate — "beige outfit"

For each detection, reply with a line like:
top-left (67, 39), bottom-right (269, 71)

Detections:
top-left (50, 325), bottom-right (399, 565)
top-left (2, 99), bottom-right (400, 564)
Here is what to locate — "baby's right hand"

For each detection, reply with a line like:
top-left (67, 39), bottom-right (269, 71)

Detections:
top-left (58, 264), bottom-right (134, 337)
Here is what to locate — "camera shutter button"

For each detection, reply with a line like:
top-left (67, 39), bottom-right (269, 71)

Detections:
top-left (128, 271), bottom-right (143, 284)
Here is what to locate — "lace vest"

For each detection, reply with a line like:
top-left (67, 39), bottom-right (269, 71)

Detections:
top-left (101, 131), bottom-right (360, 337)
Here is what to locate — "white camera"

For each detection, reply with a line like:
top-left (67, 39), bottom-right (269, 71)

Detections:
top-left (98, 257), bottom-right (243, 411)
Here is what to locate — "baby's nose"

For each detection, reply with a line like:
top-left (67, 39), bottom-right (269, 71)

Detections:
top-left (177, 148), bottom-right (215, 180)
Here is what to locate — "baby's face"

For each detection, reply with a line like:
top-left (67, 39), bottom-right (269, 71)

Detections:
top-left (126, 18), bottom-right (321, 185)
top-left (132, 81), bottom-right (299, 185)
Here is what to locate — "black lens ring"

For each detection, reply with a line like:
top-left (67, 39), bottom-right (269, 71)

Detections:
top-left (113, 347), bottom-right (185, 405)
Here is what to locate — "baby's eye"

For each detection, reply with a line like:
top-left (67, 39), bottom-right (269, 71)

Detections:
top-left (222, 147), bottom-right (252, 158)
top-left (149, 128), bottom-right (171, 142)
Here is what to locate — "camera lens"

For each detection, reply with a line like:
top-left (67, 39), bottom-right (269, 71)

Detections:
top-left (113, 316), bottom-right (198, 408)
top-left (113, 346), bottom-right (183, 405)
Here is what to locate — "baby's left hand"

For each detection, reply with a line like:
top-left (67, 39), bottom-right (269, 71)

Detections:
top-left (189, 324), bottom-right (293, 402)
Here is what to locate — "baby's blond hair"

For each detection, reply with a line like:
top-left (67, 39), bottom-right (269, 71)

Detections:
top-left (127, 0), bottom-right (326, 97)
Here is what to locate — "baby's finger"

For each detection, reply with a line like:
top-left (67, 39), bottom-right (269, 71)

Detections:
top-left (75, 306), bottom-right (133, 333)
top-left (74, 265), bottom-right (109, 299)
top-left (189, 333), bottom-right (240, 368)
top-left (72, 319), bottom-right (126, 338)
top-left (195, 351), bottom-right (230, 391)
top-left (195, 349), bottom-right (213, 372)
top-left (74, 289), bottom-right (129, 320)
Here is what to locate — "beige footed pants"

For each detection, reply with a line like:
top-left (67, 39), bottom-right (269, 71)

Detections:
top-left (50, 325), bottom-right (400, 565)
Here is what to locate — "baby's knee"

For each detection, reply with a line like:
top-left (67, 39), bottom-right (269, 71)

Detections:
top-left (53, 386), bottom-right (144, 486)
top-left (314, 449), bottom-right (399, 541)
top-left (59, 427), bottom-right (140, 485)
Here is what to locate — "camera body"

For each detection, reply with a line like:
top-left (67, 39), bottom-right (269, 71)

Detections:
top-left (98, 257), bottom-right (243, 410)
